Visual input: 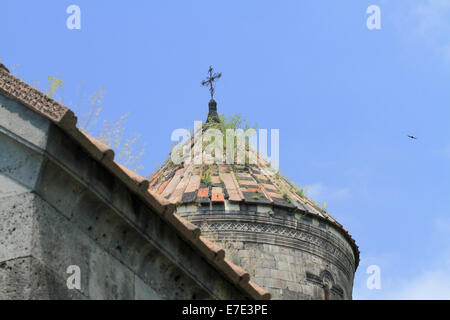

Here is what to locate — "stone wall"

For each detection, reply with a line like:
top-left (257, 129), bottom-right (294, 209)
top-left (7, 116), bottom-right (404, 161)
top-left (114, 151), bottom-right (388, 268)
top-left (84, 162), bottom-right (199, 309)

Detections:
top-left (0, 94), bottom-right (248, 300)
top-left (178, 203), bottom-right (357, 300)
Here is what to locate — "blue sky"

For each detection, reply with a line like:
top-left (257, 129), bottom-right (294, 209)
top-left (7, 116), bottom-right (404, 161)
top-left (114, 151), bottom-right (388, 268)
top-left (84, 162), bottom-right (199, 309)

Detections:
top-left (2, 0), bottom-right (449, 299)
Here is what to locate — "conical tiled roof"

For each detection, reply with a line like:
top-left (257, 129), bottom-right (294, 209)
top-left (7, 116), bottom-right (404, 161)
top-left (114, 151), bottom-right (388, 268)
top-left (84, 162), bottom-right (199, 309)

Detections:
top-left (149, 119), bottom-right (359, 265)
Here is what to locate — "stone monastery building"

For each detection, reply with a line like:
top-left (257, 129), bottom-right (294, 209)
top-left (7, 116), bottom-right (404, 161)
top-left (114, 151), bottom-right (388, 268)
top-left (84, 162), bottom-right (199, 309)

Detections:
top-left (0, 63), bottom-right (359, 300)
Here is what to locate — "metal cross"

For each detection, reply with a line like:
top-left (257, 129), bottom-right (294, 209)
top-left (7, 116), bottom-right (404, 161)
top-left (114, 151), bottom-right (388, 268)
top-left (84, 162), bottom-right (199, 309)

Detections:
top-left (201, 66), bottom-right (222, 99)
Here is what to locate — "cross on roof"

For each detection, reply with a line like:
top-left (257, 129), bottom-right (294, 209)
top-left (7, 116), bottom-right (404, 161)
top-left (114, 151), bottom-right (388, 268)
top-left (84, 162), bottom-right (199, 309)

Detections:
top-left (201, 66), bottom-right (222, 100)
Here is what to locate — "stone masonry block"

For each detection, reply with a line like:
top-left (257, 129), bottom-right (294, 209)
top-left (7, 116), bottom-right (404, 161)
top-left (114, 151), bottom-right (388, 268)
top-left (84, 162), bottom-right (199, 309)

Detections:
top-left (0, 192), bottom-right (34, 262)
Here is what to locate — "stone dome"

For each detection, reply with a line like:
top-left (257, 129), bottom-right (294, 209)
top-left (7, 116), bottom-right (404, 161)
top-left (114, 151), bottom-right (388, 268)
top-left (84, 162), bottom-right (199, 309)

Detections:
top-left (148, 106), bottom-right (359, 300)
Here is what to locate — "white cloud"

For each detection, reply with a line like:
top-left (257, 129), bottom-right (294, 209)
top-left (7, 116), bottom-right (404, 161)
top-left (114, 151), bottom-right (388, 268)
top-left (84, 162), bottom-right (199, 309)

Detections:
top-left (353, 252), bottom-right (400, 300)
top-left (390, 272), bottom-right (450, 299)
top-left (398, 0), bottom-right (450, 61)
top-left (306, 183), bottom-right (351, 203)
top-left (387, 254), bottom-right (450, 300)
top-left (412, 0), bottom-right (450, 35)
top-left (386, 219), bottom-right (450, 299)
top-left (354, 254), bottom-right (450, 299)
top-left (354, 219), bottom-right (450, 300)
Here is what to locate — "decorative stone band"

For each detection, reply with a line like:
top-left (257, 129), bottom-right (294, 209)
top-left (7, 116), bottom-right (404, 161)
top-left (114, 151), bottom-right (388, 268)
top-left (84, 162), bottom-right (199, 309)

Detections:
top-left (200, 221), bottom-right (354, 281)
top-left (183, 213), bottom-right (357, 281)
top-left (181, 209), bottom-right (356, 263)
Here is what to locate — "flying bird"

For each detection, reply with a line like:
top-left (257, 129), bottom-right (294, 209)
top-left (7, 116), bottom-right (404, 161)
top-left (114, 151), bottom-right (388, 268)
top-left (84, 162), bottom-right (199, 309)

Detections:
top-left (407, 135), bottom-right (418, 140)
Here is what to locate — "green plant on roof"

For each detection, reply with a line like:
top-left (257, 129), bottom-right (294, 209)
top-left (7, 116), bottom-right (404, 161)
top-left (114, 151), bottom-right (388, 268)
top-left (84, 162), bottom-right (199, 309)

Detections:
top-left (219, 113), bottom-right (257, 132)
top-left (295, 188), bottom-right (304, 198)
top-left (308, 199), bottom-right (323, 213)
top-left (203, 112), bottom-right (258, 159)
top-left (200, 165), bottom-right (212, 186)
top-left (15, 69), bottom-right (146, 173)
top-left (46, 75), bottom-right (63, 99)
top-left (280, 191), bottom-right (291, 203)
top-left (202, 112), bottom-right (257, 134)
top-left (165, 157), bottom-right (174, 167)
top-left (201, 173), bottom-right (211, 186)
top-left (252, 194), bottom-right (264, 199)
top-left (294, 184), bottom-right (309, 199)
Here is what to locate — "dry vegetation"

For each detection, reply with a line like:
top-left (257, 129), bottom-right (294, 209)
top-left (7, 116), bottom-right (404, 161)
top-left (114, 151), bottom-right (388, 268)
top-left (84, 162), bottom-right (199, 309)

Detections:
top-left (44, 75), bottom-right (146, 173)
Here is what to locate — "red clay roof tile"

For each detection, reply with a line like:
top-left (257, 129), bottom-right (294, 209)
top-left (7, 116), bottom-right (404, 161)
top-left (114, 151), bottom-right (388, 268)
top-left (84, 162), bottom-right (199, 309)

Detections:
top-left (197, 187), bottom-right (209, 198)
top-left (246, 188), bottom-right (262, 193)
top-left (211, 193), bottom-right (225, 202)
top-left (157, 178), bottom-right (172, 195)
top-left (219, 172), bottom-right (243, 202)
top-left (185, 175), bottom-right (201, 193)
